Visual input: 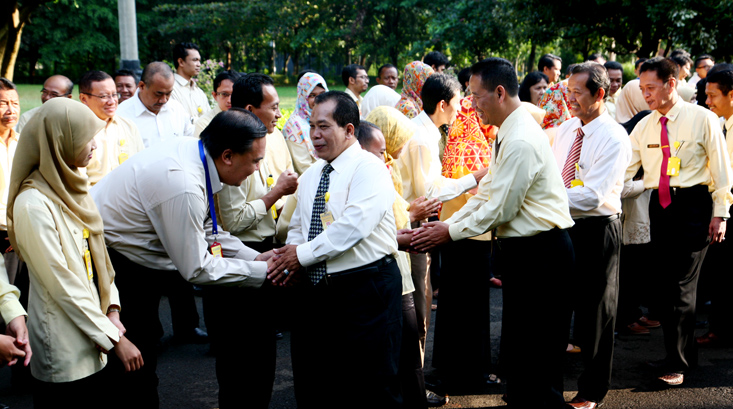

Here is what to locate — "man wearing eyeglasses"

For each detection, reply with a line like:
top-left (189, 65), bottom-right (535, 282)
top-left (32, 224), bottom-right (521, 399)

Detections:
top-left (342, 64), bottom-right (369, 111)
top-left (15, 75), bottom-right (74, 134)
top-left (194, 70), bottom-right (240, 138)
top-left (78, 70), bottom-right (144, 186)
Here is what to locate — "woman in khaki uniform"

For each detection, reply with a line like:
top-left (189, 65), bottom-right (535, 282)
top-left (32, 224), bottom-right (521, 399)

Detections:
top-left (7, 98), bottom-right (142, 407)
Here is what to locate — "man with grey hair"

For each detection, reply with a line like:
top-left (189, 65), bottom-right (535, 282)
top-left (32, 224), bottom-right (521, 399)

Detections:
top-left (16, 74), bottom-right (74, 134)
top-left (117, 61), bottom-right (193, 148)
top-left (552, 62), bottom-right (631, 409)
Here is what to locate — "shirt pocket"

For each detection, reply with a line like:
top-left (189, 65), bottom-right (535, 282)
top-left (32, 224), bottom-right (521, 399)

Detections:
top-left (673, 137), bottom-right (696, 166)
top-left (325, 190), bottom-right (348, 218)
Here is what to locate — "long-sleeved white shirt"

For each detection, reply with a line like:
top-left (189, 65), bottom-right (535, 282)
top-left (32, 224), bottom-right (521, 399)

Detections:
top-left (552, 112), bottom-right (631, 218)
top-left (91, 138), bottom-right (266, 287)
top-left (287, 142), bottom-right (397, 273)
top-left (116, 90), bottom-right (193, 148)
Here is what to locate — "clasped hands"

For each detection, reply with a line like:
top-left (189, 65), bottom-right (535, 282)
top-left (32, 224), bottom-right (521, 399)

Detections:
top-left (256, 245), bottom-right (302, 286)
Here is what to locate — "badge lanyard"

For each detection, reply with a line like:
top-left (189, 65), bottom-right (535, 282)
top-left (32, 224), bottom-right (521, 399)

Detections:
top-left (199, 140), bottom-right (222, 257)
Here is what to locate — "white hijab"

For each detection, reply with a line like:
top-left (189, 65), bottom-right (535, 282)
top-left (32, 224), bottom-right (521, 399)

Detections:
top-left (361, 85), bottom-right (401, 118)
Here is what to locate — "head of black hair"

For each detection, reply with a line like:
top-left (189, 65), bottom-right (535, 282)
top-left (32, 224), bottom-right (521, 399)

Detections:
top-left (341, 64), bottom-right (366, 87)
top-left (421, 73), bottom-right (461, 115)
top-left (621, 110), bottom-right (652, 135)
top-left (114, 69), bottom-right (138, 83)
top-left (706, 67), bottom-right (733, 95)
top-left (457, 67), bottom-right (472, 92)
top-left (669, 49), bottom-right (690, 59)
top-left (200, 107), bottom-right (267, 158)
top-left (231, 73), bottom-right (275, 109)
top-left (377, 64), bottom-right (397, 78)
top-left (670, 54), bottom-right (693, 68)
top-left (471, 57), bottom-right (519, 97)
top-left (639, 57), bottom-right (679, 83)
top-left (357, 120), bottom-right (381, 147)
top-left (634, 58), bottom-right (648, 70)
top-left (0, 77), bottom-right (16, 91)
top-left (297, 69), bottom-right (316, 83)
top-left (423, 51), bottom-right (449, 69)
top-left (604, 61), bottom-right (623, 72)
top-left (140, 62), bottom-right (174, 85)
top-left (696, 78), bottom-right (709, 108)
top-left (518, 71), bottom-right (550, 103)
top-left (538, 54), bottom-right (562, 72)
top-left (571, 62), bottom-right (610, 97)
top-left (566, 64), bottom-right (578, 77)
top-left (695, 54), bottom-right (715, 68)
top-left (313, 91), bottom-right (360, 138)
top-left (78, 70), bottom-right (113, 94)
top-left (586, 53), bottom-right (605, 62)
top-left (214, 70), bottom-right (242, 93)
top-left (173, 42), bottom-right (200, 69)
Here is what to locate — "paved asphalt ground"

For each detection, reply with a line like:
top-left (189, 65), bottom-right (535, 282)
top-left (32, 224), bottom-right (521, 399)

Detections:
top-left (1, 287), bottom-right (732, 408)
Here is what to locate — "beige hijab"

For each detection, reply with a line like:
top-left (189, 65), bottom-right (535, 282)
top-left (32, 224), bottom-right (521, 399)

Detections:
top-left (7, 98), bottom-right (115, 311)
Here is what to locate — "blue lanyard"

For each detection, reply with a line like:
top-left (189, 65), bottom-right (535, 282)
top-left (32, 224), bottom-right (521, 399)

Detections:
top-left (198, 140), bottom-right (218, 237)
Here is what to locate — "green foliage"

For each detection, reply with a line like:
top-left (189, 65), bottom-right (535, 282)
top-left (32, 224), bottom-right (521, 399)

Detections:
top-left (277, 108), bottom-right (293, 131)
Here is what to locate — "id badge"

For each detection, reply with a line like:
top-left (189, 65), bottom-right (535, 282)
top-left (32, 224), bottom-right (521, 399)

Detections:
top-left (118, 152), bottom-right (129, 164)
top-left (320, 211), bottom-right (335, 230)
top-left (84, 250), bottom-right (93, 281)
top-left (667, 157), bottom-right (681, 176)
top-left (570, 179), bottom-right (584, 188)
top-left (210, 241), bottom-right (223, 258)
top-left (271, 205), bottom-right (278, 219)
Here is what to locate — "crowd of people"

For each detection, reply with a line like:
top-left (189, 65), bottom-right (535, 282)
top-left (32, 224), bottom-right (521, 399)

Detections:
top-left (0, 41), bottom-right (731, 409)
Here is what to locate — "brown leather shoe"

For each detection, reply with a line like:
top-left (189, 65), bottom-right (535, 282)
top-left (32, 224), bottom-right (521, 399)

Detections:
top-left (567, 397), bottom-right (598, 408)
top-left (658, 372), bottom-right (684, 386)
top-left (625, 322), bottom-right (650, 335)
top-left (696, 331), bottom-right (726, 346)
top-left (638, 316), bottom-right (661, 328)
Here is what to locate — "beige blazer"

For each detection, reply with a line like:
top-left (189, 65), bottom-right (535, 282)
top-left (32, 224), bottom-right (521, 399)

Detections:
top-left (13, 188), bottom-right (120, 383)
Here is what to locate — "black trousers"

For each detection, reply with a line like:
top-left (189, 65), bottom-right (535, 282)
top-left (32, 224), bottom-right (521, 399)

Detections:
top-left (202, 240), bottom-right (277, 409)
top-left (431, 239), bottom-right (492, 392)
top-left (616, 242), bottom-right (652, 327)
top-left (32, 366), bottom-right (110, 409)
top-left (496, 228), bottom-right (573, 409)
top-left (568, 216), bottom-right (621, 402)
top-left (400, 292), bottom-right (428, 409)
top-left (291, 256), bottom-right (403, 409)
top-left (649, 186), bottom-right (711, 373)
top-left (698, 219), bottom-right (733, 339)
top-left (106, 247), bottom-right (177, 408)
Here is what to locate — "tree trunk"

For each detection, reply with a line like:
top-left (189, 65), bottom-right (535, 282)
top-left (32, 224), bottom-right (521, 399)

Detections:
top-left (527, 41), bottom-right (537, 73)
top-left (1, 0), bottom-right (50, 81)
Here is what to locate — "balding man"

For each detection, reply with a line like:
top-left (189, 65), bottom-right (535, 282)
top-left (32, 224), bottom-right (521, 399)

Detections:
top-left (16, 75), bottom-right (73, 134)
top-left (116, 62), bottom-right (193, 148)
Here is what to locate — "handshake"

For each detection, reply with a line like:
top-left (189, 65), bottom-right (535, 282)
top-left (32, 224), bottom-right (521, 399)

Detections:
top-left (255, 245), bottom-right (302, 287)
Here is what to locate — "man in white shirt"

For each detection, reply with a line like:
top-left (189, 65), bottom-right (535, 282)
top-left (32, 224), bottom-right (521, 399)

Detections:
top-left (116, 62), bottom-right (193, 148)
top-left (267, 91), bottom-right (401, 409)
top-left (114, 69), bottom-right (138, 104)
top-left (194, 70), bottom-right (240, 138)
top-left (16, 74), bottom-right (73, 134)
top-left (342, 64), bottom-right (368, 109)
top-left (553, 63), bottom-right (631, 409)
top-left (412, 58), bottom-right (574, 408)
top-left (78, 70), bottom-right (145, 186)
top-left (91, 108), bottom-right (273, 407)
top-left (170, 42), bottom-right (211, 122)
top-left (688, 54), bottom-right (714, 88)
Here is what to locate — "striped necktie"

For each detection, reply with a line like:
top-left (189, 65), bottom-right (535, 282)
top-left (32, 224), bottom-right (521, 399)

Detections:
top-left (561, 127), bottom-right (585, 188)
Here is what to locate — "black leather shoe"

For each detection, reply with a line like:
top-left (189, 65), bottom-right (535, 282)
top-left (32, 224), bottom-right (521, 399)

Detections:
top-left (174, 327), bottom-right (209, 344)
top-left (426, 390), bottom-right (448, 407)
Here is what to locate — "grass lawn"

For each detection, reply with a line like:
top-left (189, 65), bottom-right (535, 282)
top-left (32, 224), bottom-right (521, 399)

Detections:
top-left (15, 84), bottom-right (351, 116)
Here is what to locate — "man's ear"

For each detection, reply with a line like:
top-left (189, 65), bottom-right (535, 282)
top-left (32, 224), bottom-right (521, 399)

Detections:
top-left (345, 123), bottom-right (355, 139)
top-left (245, 104), bottom-right (256, 113)
top-left (220, 148), bottom-right (234, 165)
top-left (496, 85), bottom-right (506, 103)
top-left (595, 88), bottom-right (606, 103)
top-left (138, 81), bottom-right (145, 91)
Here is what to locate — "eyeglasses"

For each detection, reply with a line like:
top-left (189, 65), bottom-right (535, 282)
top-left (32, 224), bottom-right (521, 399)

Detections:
top-left (356, 75), bottom-right (369, 80)
top-left (215, 92), bottom-right (232, 98)
top-left (81, 92), bottom-right (121, 101)
top-left (41, 89), bottom-right (71, 98)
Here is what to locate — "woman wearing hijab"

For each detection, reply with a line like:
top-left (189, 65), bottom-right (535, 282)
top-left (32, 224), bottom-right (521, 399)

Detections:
top-left (283, 72), bottom-right (329, 175)
top-left (361, 84), bottom-right (401, 118)
top-left (395, 61), bottom-right (435, 119)
top-left (7, 98), bottom-right (142, 406)
top-left (367, 106), bottom-right (445, 408)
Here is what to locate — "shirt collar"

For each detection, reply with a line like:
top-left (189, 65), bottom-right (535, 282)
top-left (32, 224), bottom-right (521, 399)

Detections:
top-left (415, 110), bottom-right (440, 140)
top-left (202, 145), bottom-right (223, 194)
top-left (174, 73), bottom-right (194, 88)
top-left (658, 97), bottom-right (685, 123)
top-left (725, 115), bottom-right (733, 134)
top-left (579, 110), bottom-right (612, 137)
top-left (496, 105), bottom-right (526, 145)
top-left (328, 142), bottom-right (361, 174)
top-left (132, 89), bottom-right (169, 117)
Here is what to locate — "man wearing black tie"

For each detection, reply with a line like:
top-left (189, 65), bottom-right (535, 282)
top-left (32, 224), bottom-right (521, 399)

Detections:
top-left (266, 91), bottom-right (401, 409)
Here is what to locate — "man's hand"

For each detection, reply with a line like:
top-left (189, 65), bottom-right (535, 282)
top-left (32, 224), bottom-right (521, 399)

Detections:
top-left (472, 167), bottom-right (489, 184)
top-left (397, 229), bottom-right (413, 251)
top-left (6, 316), bottom-right (31, 366)
top-left (409, 196), bottom-right (441, 222)
top-left (4, 237), bottom-right (12, 254)
top-left (256, 250), bottom-right (276, 262)
top-left (274, 170), bottom-right (299, 196)
top-left (0, 334), bottom-right (24, 367)
top-left (268, 245), bottom-right (302, 285)
top-left (411, 221), bottom-right (452, 252)
top-left (112, 336), bottom-right (144, 372)
top-left (709, 217), bottom-right (727, 244)
top-left (107, 311), bottom-right (126, 339)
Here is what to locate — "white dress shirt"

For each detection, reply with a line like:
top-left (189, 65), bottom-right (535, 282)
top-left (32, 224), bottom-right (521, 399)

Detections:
top-left (116, 89), bottom-right (194, 148)
top-left (171, 73), bottom-right (211, 121)
top-left (397, 111), bottom-right (477, 203)
top-left (287, 142), bottom-right (397, 273)
top-left (553, 112), bottom-right (631, 218)
top-left (91, 138), bottom-right (266, 287)
top-left (14, 106), bottom-right (38, 135)
top-left (446, 106), bottom-right (574, 239)
top-left (0, 129), bottom-right (18, 230)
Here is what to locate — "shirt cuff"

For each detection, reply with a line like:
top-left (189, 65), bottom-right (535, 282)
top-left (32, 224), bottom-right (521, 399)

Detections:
top-left (235, 244), bottom-right (261, 261)
top-left (96, 320), bottom-right (122, 352)
top-left (458, 174), bottom-right (478, 192)
top-left (0, 299), bottom-right (26, 326)
top-left (251, 199), bottom-right (268, 221)
top-left (243, 261), bottom-right (268, 288)
top-left (448, 222), bottom-right (468, 242)
top-left (296, 241), bottom-right (318, 268)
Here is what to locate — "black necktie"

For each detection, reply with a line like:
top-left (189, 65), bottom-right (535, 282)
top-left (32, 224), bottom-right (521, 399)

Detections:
top-left (307, 163), bottom-right (334, 285)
